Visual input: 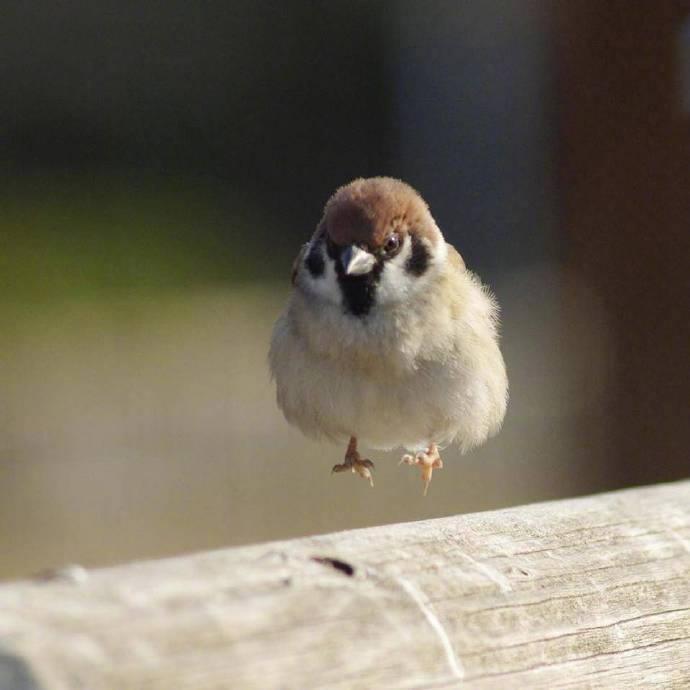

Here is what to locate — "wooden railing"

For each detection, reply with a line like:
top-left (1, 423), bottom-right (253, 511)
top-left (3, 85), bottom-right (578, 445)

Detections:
top-left (1, 480), bottom-right (689, 689)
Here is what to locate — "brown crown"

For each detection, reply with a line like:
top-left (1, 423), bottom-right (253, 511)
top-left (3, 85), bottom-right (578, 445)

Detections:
top-left (316, 177), bottom-right (442, 249)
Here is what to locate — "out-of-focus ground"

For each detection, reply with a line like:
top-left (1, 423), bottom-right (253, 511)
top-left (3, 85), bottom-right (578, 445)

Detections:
top-left (0, 268), bottom-right (614, 580)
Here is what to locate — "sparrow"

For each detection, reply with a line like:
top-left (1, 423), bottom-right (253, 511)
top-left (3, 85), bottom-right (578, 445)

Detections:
top-left (269, 177), bottom-right (508, 494)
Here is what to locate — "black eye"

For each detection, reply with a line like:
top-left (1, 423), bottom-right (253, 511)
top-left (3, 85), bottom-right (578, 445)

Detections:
top-left (383, 233), bottom-right (400, 254)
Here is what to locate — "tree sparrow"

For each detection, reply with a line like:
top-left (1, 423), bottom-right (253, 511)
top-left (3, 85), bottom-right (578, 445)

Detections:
top-left (269, 177), bottom-right (508, 494)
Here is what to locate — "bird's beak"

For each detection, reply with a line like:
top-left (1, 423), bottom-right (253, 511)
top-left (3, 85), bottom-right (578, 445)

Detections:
top-left (341, 245), bottom-right (376, 276)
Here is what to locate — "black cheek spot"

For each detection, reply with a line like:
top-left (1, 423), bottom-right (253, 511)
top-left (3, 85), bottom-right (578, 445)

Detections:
top-left (305, 243), bottom-right (325, 278)
top-left (406, 234), bottom-right (430, 276)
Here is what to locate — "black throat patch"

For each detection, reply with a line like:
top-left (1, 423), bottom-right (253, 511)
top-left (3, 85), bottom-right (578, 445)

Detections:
top-left (337, 269), bottom-right (383, 317)
top-left (326, 239), bottom-right (383, 317)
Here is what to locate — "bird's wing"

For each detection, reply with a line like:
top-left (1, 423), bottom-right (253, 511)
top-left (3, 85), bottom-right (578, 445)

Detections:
top-left (446, 243), bottom-right (466, 273)
top-left (291, 243), bottom-right (309, 285)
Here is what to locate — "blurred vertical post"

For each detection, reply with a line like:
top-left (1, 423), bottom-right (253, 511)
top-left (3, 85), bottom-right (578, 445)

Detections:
top-left (555, 1), bottom-right (690, 484)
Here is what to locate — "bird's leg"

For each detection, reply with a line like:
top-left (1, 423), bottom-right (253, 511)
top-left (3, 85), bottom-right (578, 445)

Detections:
top-left (332, 436), bottom-right (374, 487)
top-left (399, 443), bottom-right (443, 496)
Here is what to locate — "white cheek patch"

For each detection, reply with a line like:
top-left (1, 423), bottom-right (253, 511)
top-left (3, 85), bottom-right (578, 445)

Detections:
top-left (376, 240), bottom-right (412, 305)
top-left (434, 235), bottom-right (448, 264)
top-left (377, 237), bottom-right (432, 306)
top-left (299, 241), bottom-right (341, 307)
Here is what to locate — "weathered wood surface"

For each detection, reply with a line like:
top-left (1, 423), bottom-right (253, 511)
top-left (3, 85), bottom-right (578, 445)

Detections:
top-left (1, 481), bottom-right (689, 690)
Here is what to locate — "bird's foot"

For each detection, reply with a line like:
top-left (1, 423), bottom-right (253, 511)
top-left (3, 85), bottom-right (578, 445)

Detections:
top-left (332, 437), bottom-right (374, 487)
top-left (399, 443), bottom-right (442, 496)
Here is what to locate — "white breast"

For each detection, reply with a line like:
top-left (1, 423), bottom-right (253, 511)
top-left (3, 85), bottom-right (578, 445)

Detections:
top-left (269, 250), bottom-right (507, 454)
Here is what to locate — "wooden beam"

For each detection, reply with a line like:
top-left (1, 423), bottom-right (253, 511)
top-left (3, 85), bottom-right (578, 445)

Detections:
top-left (1, 481), bottom-right (689, 689)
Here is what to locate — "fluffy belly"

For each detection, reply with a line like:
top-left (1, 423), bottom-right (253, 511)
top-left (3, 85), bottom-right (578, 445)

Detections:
top-left (270, 301), bottom-right (506, 454)
top-left (275, 348), bottom-right (462, 451)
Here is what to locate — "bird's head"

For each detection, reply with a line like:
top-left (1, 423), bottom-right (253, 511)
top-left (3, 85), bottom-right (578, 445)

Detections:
top-left (298, 177), bottom-right (447, 317)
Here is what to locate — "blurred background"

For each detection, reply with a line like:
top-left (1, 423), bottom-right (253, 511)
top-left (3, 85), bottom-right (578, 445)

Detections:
top-left (1, 1), bottom-right (688, 580)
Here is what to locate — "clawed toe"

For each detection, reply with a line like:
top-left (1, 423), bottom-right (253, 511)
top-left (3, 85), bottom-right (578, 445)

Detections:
top-left (399, 444), bottom-right (442, 495)
top-left (332, 437), bottom-right (374, 487)
top-left (352, 458), bottom-right (374, 487)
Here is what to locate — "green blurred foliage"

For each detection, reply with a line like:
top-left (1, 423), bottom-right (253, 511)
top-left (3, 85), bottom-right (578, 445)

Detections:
top-left (0, 173), bottom-right (284, 301)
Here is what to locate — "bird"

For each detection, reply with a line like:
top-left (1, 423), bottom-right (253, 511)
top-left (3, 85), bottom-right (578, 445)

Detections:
top-left (269, 177), bottom-right (508, 495)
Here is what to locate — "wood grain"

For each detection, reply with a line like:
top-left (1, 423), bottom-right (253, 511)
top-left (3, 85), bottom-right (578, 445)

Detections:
top-left (1, 481), bottom-right (689, 689)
